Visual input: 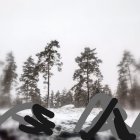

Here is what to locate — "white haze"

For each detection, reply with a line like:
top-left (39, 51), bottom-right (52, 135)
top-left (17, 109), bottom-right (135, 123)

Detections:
top-left (0, 0), bottom-right (140, 96)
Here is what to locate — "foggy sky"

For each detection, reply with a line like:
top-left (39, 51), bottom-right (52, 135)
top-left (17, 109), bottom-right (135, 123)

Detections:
top-left (0, 0), bottom-right (140, 94)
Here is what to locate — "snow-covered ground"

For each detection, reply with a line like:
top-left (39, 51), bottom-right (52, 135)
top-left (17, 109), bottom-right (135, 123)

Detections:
top-left (0, 104), bottom-right (139, 140)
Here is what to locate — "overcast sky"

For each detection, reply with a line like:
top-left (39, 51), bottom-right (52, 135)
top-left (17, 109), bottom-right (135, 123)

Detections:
top-left (0, 0), bottom-right (140, 94)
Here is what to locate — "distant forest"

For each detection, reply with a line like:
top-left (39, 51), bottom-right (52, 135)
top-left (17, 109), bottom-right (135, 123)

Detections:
top-left (0, 40), bottom-right (140, 109)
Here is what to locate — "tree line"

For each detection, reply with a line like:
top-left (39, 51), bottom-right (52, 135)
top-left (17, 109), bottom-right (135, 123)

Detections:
top-left (0, 40), bottom-right (140, 108)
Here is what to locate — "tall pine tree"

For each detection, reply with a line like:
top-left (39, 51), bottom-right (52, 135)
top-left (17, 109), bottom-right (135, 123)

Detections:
top-left (117, 50), bottom-right (135, 107)
top-left (36, 40), bottom-right (63, 107)
top-left (73, 47), bottom-right (102, 105)
top-left (2, 52), bottom-right (17, 94)
top-left (2, 52), bottom-right (17, 106)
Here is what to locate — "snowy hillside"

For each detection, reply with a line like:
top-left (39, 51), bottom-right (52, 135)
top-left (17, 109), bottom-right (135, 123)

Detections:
top-left (0, 104), bottom-right (139, 140)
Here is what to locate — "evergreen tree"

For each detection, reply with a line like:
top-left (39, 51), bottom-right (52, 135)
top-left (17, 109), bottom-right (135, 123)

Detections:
top-left (116, 50), bottom-right (135, 107)
top-left (90, 80), bottom-right (103, 98)
top-left (116, 74), bottom-right (128, 106)
top-left (102, 84), bottom-right (112, 97)
top-left (65, 90), bottom-right (73, 104)
top-left (74, 88), bottom-right (87, 107)
top-left (73, 47), bottom-right (102, 105)
top-left (0, 60), bottom-right (4, 95)
top-left (1, 52), bottom-right (17, 105)
top-left (54, 90), bottom-right (61, 107)
top-left (36, 40), bottom-right (63, 107)
top-left (130, 77), bottom-right (140, 108)
top-left (18, 56), bottom-right (41, 103)
top-left (2, 52), bottom-right (17, 94)
top-left (72, 75), bottom-right (86, 107)
top-left (60, 88), bottom-right (67, 106)
top-left (42, 93), bottom-right (48, 107)
top-left (50, 91), bottom-right (54, 108)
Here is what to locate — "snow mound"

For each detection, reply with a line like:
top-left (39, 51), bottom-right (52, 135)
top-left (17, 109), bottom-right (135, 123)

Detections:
top-left (60, 104), bottom-right (75, 109)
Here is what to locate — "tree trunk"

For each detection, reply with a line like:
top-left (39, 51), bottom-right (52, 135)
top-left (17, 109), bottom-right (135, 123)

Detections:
top-left (87, 72), bottom-right (89, 103)
top-left (86, 57), bottom-right (90, 104)
top-left (128, 65), bottom-right (135, 108)
top-left (47, 63), bottom-right (50, 108)
top-left (127, 65), bottom-right (133, 89)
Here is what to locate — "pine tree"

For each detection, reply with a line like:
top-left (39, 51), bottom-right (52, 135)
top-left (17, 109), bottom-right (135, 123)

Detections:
top-left (116, 74), bottom-right (128, 106)
top-left (116, 50), bottom-right (135, 107)
top-left (131, 78), bottom-right (140, 108)
top-left (0, 60), bottom-right (4, 96)
top-left (72, 75), bottom-right (86, 107)
top-left (102, 84), bottom-right (112, 97)
top-left (73, 47), bottom-right (102, 105)
top-left (1, 52), bottom-right (17, 106)
top-left (54, 90), bottom-right (61, 108)
top-left (50, 91), bottom-right (54, 108)
top-left (60, 88), bottom-right (67, 106)
top-left (18, 56), bottom-right (41, 104)
top-left (65, 90), bottom-right (73, 104)
top-left (74, 87), bottom-right (87, 107)
top-left (36, 40), bottom-right (63, 107)
top-left (90, 80), bottom-right (103, 98)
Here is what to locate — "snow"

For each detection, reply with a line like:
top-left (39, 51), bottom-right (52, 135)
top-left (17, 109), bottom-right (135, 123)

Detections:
top-left (0, 105), bottom-right (139, 139)
top-left (60, 104), bottom-right (75, 109)
top-left (50, 106), bottom-right (102, 132)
